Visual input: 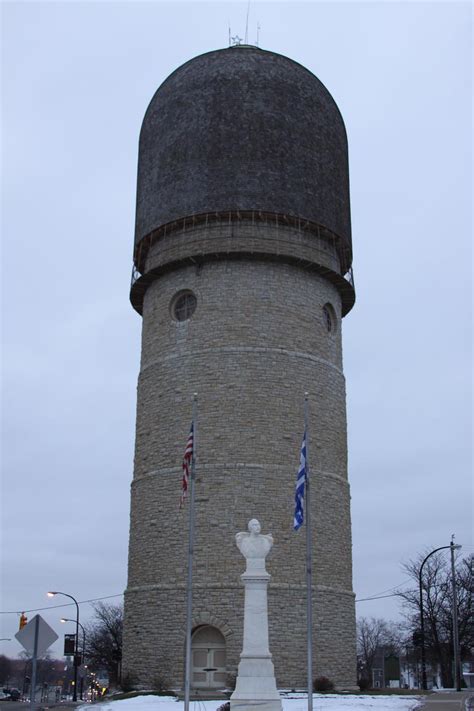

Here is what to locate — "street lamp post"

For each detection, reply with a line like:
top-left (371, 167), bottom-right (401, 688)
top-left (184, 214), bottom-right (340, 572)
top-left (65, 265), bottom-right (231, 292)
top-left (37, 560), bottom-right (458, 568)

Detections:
top-left (418, 542), bottom-right (462, 691)
top-left (61, 619), bottom-right (87, 700)
top-left (47, 591), bottom-right (80, 701)
top-left (449, 542), bottom-right (462, 691)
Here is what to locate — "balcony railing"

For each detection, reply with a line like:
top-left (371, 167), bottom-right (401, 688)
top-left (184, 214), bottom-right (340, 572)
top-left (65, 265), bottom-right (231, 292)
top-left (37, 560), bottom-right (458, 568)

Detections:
top-left (130, 211), bottom-right (355, 299)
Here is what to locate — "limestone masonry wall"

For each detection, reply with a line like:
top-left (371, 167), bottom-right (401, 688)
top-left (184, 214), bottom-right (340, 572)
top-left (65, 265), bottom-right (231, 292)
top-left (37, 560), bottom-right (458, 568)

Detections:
top-left (123, 250), bottom-right (357, 690)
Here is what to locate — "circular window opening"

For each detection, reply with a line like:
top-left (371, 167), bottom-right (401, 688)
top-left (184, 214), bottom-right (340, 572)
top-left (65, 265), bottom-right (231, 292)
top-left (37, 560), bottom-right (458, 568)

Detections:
top-left (322, 303), bottom-right (337, 333)
top-left (172, 290), bottom-right (197, 322)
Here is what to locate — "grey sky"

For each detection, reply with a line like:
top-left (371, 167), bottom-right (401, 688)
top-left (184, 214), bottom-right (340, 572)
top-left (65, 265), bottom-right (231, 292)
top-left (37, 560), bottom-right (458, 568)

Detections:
top-left (1, 1), bottom-right (472, 661)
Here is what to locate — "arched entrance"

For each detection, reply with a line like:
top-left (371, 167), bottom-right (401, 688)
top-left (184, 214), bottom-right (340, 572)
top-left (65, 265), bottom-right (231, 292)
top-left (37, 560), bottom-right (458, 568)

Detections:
top-left (191, 625), bottom-right (227, 689)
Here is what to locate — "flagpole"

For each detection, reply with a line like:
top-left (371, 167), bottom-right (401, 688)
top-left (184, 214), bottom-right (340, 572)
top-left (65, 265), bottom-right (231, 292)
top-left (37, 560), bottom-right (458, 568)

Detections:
top-left (304, 392), bottom-right (313, 711)
top-left (184, 393), bottom-right (197, 711)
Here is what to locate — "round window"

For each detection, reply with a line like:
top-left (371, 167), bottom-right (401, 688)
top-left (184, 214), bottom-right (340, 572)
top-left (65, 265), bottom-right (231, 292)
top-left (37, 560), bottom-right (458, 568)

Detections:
top-left (322, 303), bottom-right (337, 333)
top-left (171, 290), bottom-right (197, 322)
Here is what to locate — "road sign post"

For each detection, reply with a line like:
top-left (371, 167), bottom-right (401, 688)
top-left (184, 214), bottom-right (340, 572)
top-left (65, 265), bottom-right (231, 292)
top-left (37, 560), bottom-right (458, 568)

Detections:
top-left (15, 615), bottom-right (58, 707)
top-left (30, 617), bottom-right (39, 708)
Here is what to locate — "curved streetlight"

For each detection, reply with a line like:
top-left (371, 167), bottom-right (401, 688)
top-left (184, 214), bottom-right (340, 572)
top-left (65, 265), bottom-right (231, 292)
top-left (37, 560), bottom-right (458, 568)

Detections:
top-left (47, 591), bottom-right (80, 701)
top-left (61, 619), bottom-right (86, 700)
top-left (418, 542), bottom-right (462, 691)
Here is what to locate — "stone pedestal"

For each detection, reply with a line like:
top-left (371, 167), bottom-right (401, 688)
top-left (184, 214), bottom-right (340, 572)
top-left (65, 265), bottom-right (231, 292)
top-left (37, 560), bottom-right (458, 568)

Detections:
top-left (230, 520), bottom-right (282, 711)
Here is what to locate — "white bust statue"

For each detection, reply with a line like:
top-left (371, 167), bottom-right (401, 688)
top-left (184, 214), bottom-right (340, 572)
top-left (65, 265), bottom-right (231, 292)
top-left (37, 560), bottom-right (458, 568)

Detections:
top-left (235, 519), bottom-right (274, 573)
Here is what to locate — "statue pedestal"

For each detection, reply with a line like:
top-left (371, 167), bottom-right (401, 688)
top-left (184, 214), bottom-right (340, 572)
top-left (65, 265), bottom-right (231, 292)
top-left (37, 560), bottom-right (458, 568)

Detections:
top-left (230, 521), bottom-right (282, 711)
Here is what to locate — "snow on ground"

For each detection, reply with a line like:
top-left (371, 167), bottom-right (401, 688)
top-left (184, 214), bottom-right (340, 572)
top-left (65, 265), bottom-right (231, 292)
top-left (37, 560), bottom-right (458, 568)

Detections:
top-left (85, 692), bottom-right (423, 711)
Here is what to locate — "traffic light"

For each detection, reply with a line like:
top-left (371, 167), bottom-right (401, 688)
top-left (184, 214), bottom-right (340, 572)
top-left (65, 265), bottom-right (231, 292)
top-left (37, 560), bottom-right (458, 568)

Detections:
top-left (19, 613), bottom-right (27, 630)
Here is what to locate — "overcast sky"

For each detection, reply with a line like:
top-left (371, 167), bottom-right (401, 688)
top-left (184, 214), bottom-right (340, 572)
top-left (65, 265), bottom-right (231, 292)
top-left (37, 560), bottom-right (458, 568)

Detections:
top-left (1, 0), bottom-right (472, 661)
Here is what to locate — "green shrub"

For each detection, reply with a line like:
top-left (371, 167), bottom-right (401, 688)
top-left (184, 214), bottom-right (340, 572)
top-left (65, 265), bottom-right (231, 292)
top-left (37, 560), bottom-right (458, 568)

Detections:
top-left (313, 676), bottom-right (334, 693)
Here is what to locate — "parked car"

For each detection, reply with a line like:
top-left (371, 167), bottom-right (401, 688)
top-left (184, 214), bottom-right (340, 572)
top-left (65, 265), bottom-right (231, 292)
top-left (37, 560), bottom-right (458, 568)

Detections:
top-left (5, 689), bottom-right (21, 701)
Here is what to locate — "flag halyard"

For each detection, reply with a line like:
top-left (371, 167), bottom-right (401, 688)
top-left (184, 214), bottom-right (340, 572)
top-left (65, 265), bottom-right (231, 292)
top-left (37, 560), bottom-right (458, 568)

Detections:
top-left (294, 431), bottom-right (306, 530)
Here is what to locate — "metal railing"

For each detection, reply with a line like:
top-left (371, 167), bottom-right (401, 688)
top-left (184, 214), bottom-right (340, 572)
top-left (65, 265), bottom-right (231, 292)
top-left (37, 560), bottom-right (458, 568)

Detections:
top-left (131, 211), bottom-right (355, 292)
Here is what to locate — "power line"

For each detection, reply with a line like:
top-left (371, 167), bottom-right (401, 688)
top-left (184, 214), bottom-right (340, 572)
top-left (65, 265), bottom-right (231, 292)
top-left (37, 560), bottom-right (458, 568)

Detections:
top-left (6, 570), bottom-right (453, 614)
top-left (355, 552), bottom-right (472, 603)
top-left (355, 591), bottom-right (408, 602)
top-left (0, 593), bottom-right (123, 615)
top-left (361, 578), bottom-right (413, 598)
top-left (354, 577), bottom-right (414, 603)
top-left (2, 584), bottom-right (418, 613)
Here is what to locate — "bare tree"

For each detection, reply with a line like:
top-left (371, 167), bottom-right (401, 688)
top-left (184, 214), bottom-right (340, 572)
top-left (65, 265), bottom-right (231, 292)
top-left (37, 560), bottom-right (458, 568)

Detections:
top-left (84, 602), bottom-right (123, 688)
top-left (0, 655), bottom-right (12, 685)
top-left (399, 551), bottom-right (473, 688)
top-left (357, 617), bottom-right (403, 685)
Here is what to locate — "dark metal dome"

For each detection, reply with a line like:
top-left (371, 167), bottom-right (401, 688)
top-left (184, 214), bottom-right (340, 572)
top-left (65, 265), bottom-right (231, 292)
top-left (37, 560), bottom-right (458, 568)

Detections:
top-left (135, 46), bottom-right (351, 264)
top-left (134, 46), bottom-right (352, 265)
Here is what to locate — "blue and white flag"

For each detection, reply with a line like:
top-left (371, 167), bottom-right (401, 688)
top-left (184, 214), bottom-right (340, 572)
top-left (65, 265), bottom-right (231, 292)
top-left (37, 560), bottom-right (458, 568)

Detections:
top-left (293, 431), bottom-right (307, 530)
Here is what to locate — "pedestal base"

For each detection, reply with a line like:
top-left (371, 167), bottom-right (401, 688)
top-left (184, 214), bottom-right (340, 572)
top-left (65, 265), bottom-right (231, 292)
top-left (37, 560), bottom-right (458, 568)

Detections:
top-left (230, 657), bottom-right (282, 711)
top-left (230, 701), bottom-right (283, 711)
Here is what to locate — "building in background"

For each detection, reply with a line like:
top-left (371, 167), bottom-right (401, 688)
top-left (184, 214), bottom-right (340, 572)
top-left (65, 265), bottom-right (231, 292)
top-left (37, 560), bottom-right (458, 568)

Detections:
top-left (123, 45), bottom-right (357, 691)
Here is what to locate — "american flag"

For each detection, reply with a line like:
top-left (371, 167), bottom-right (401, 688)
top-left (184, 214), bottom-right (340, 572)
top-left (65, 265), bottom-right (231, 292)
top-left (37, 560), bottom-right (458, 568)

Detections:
top-left (180, 423), bottom-right (194, 507)
top-left (293, 431), bottom-right (306, 530)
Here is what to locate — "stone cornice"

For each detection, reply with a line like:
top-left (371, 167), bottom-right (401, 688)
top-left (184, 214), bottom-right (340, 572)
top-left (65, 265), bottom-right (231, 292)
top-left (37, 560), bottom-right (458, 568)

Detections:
top-left (124, 582), bottom-right (355, 598)
top-left (131, 465), bottom-right (349, 489)
top-left (140, 346), bottom-right (345, 377)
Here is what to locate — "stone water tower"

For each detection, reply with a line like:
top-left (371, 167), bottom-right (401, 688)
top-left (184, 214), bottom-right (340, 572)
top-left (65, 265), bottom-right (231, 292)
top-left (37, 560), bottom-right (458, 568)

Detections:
top-left (123, 46), bottom-right (357, 691)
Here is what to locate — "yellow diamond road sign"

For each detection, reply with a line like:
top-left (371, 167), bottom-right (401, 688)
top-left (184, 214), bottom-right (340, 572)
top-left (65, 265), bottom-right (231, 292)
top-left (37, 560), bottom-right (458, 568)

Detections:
top-left (15, 614), bottom-right (58, 657)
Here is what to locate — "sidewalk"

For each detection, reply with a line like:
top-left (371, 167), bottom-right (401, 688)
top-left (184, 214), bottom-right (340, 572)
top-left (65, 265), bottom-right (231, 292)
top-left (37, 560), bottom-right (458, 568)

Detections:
top-left (418, 691), bottom-right (474, 710)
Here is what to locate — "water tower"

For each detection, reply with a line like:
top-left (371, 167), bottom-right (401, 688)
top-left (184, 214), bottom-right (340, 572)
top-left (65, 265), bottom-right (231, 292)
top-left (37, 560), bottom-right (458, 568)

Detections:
top-left (123, 45), bottom-right (357, 691)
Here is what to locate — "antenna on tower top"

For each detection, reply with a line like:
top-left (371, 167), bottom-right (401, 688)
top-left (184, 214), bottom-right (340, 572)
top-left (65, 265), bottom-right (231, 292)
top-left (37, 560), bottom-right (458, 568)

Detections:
top-left (245, 0), bottom-right (251, 44)
top-left (256, 22), bottom-right (261, 47)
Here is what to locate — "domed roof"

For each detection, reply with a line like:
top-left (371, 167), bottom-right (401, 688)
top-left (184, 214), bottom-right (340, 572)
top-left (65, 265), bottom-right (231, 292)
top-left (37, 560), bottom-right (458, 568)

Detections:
top-left (135, 46), bottom-right (352, 262)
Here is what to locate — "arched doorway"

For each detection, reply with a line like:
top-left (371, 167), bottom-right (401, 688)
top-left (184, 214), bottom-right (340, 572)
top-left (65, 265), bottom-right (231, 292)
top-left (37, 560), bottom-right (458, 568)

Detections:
top-left (191, 625), bottom-right (227, 689)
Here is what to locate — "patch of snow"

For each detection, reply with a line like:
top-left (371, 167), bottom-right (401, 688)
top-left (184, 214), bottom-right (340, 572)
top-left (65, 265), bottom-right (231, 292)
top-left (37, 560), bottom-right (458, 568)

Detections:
top-left (81, 692), bottom-right (422, 711)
